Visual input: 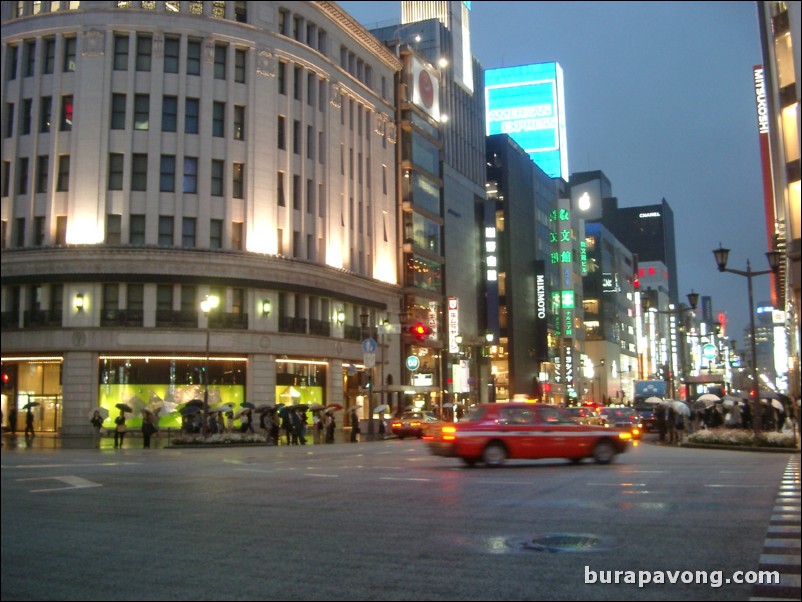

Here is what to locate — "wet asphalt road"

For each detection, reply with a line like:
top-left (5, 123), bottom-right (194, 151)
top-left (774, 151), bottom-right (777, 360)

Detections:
top-left (0, 437), bottom-right (794, 601)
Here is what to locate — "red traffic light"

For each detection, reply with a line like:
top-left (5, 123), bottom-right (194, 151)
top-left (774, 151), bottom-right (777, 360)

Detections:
top-left (409, 323), bottom-right (430, 340)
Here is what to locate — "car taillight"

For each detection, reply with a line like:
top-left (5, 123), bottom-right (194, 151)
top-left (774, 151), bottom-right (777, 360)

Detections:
top-left (410, 421), bottom-right (421, 427)
top-left (442, 425), bottom-right (456, 441)
top-left (391, 421), bottom-right (401, 428)
top-left (618, 432), bottom-right (632, 440)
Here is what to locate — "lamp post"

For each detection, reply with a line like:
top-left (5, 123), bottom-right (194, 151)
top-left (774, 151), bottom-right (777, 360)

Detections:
top-left (200, 294), bottom-right (220, 438)
top-left (643, 291), bottom-right (699, 399)
top-left (712, 245), bottom-right (781, 438)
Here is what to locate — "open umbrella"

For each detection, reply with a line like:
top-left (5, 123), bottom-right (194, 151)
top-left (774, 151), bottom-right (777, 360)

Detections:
top-left (286, 403), bottom-right (309, 412)
top-left (769, 399), bottom-right (785, 412)
top-left (115, 402), bottom-right (133, 413)
top-left (309, 403), bottom-right (326, 412)
top-left (179, 405), bottom-right (201, 416)
top-left (88, 406), bottom-right (109, 420)
top-left (697, 393), bottom-right (721, 403)
top-left (644, 396), bottom-right (663, 405)
top-left (185, 399), bottom-right (205, 408)
top-left (241, 401), bottom-right (256, 410)
top-left (254, 404), bottom-right (274, 413)
top-left (693, 397), bottom-right (716, 410)
top-left (211, 403), bottom-right (234, 414)
top-left (671, 400), bottom-right (692, 417)
top-left (374, 404), bottom-right (389, 414)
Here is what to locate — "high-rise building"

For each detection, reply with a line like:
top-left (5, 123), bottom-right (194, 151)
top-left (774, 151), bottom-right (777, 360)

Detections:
top-left (0, 1), bottom-right (403, 435)
top-left (755, 1), bottom-right (800, 399)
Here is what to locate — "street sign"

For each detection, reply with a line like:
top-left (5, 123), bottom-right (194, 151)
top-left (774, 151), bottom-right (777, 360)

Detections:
top-left (406, 355), bottom-right (420, 371)
top-left (362, 338), bottom-right (377, 354)
top-left (363, 353), bottom-right (376, 368)
top-left (702, 344), bottom-right (717, 360)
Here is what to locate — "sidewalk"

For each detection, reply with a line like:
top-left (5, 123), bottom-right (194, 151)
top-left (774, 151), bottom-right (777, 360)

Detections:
top-left (1, 427), bottom-right (391, 450)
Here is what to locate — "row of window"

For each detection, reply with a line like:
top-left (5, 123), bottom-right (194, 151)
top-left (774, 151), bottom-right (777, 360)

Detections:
top-left (11, 2), bottom-right (248, 24)
top-left (0, 154), bottom-right (70, 196)
top-left (4, 35), bottom-right (76, 80)
top-left (3, 95), bottom-right (72, 137)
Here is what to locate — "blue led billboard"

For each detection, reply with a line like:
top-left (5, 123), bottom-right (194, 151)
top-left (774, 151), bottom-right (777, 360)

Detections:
top-left (485, 63), bottom-right (568, 180)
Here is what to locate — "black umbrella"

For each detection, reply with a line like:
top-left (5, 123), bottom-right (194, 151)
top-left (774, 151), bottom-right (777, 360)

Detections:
top-left (179, 405), bottom-right (201, 416)
top-left (22, 401), bottom-right (41, 410)
top-left (116, 403), bottom-right (133, 413)
top-left (241, 402), bottom-right (256, 409)
top-left (186, 399), bottom-right (205, 408)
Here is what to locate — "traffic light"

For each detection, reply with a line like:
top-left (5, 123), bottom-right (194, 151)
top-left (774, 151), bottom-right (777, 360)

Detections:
top-left (408, 323), bottom-right (430, 341)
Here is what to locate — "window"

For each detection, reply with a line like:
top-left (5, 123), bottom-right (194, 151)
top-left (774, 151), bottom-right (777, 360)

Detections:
top-left (210, 219), bottom-right (223, 249)
top-left (233, 105), bottom-right (245, 140)
top-left (180, 285), bottom-right (197, 314)
top-left (3, 103), bottom-right (13, 138)
top-left (36, 155), bottom-right (49, 193)
top-left (212, 1), bottom-right (225, 18)
top-left (278, 9), bottom-right (290, 36)
top-left (21, 98), bottom-right (32, 135)
top-left (214, 44), bottom-right (226, 80)
top-left (211, 159), bottom-right (224, 196)
top-left (16, 157), bottom-right (29, 195)
top-left (164, 37), bottom-right (179, 73)
top-left (318, 131), bottom-right (325, 164)
top-left (24, 40), bottom-right (36, 77)
top-left (318, 183), bottom-right (326, 217)
top-left (113, 34), bottom-right (129, 70)
top-left (55, 219), bottom-right (67, 245)
top-left (108, 153), bottom-right (124, 190)
top-left (14, 217), bottom-right (25, 247)
top-left (130, 214), bottom-right (145, 244)
top-left (292, 175), bottom-right (300, 209)
top-left (128, 285), bottom-right (144, 315)
top-left (103, 284), bottom-right (120, 313)
top-left (307, 72), bottom-right (315, 106)
top-left (232, 222), bottom-right (243, 250)
top-left (63, 37), bottom-right (76, 72)
top-left (56, 155), bottom-right (69, 192)
top-left (293, 120), bottom-right (301, 155)
top-left (60, 94), bottom-right (73, 131)
top-left (159, 155), bottom-right (175, 192)
top-left (43, 38), bottom-right (55, 74)
top-left (278, 61), bottom-right (286, 95)
top-left (294, 65), bottom-right (302, 100)
top-left (306, 178), bottom-right (314, 214)
top-left (182, 217), bottom-right (196, 247)
top-left (131, 153), bottom-right (148, 191)
top-left (185, 98), bottom-right (199, 133)
top-left (277, 115), bottom-right (286, 150)
top-left (232, 1), bottom-right (247, 22)
top-left (157, 284), bottom-right (173, 314)
top-left (307, 125), bottom-right (314, 159)
top-left (158, 216), bottom-right (173, 246)
top-left (6, 46), bottom-right (18, 81)
top-left (212, 102), bottom-right (225, 137)
top-left (136, 35), bottom-right (152, 71)
top-left (162, 95), bottom-right (177, 132)
top-left (2, 161), bottom-right (10, 197)
top-left (111, 93), bottom-right (126, 130)
top-left (189, 0), bottom-right (203, 15)
top-left (232, 163), bottom-right (244, 199)
top-left (235, 48), bottom-right (246, 83)
top-left (106, 215), bottom-right (122, 245)
top-left (133, 94), bottom-right (149, 130)
top-left (183, 157), bottom-right (198, 194)
top-left (187, 39), bottom-right (201, 75)
top-left (277, 171), bottom-right (285, 206)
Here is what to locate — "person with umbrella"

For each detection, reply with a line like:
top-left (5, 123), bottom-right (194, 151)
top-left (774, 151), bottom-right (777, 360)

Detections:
top-left (24, 406), bottom-right (35, 438)
top-left (114, 410), bottom-right (127, 448)
top-left (142, 411), bottom-right (157, 448)
top-left (90, 410), bottom-right (105, 444)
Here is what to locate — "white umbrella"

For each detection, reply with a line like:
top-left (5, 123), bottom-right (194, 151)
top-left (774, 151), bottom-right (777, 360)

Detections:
top-left (768, 399), bottom-right (785, 412)
top-left (644, 396), bottom-right (663, 405)
top-left (374, 404), bottom-right (389, 414)
top-left (88, 406), bottom-right (109, 420)
top-left (697, 393), bottom-right (721, 403)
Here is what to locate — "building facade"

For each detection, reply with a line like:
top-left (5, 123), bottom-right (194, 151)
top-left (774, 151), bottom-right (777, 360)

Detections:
top-left (1, 1), bottom-right (403, 435)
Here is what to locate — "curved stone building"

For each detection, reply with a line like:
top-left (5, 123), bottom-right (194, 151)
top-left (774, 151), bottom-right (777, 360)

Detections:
top-left (0, 1), bottom-right (402, 436)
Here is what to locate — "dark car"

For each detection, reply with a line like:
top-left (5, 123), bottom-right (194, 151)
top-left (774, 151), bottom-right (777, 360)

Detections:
top-left (391, 411), bottom-right (440, 439)
top-left (599, 407), bottom-right (643, 440)
top-left (564, 405), bottom-right (604, 426)
top-left (424, 403), bottom-right (630, 467)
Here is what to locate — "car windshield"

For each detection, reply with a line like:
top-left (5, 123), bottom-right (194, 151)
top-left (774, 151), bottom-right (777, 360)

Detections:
top-left (603, 409), bottom-right (637, 421)
top-left (461, 406), bottom-right (486, 422)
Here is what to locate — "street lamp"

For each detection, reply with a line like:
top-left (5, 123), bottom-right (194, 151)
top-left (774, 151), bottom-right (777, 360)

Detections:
top-left (712, 245), bottom-right (781, 437)
top-left (200, 293), bottom-right (220, 438)
top-left (643, 292), bottom-right (699, 399)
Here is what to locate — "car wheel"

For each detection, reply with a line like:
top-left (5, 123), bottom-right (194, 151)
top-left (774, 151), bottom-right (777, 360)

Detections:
top-left (462, 457), bottom-right (478, 467)
top-left (593, 440), bottom-right (616, 464)
top-left (570, 457), bottom-right (582, 465)
top-left (482, 442), bottom-right (507, 467)
top-left (397, 435), bottom-right (405, 440)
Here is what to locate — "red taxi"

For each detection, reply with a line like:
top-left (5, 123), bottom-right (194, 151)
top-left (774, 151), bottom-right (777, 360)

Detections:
top-left (423, 403), bottom-right (631, 467)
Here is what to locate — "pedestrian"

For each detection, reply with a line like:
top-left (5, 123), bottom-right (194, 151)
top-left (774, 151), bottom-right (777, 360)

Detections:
top-left (313, 411), bottom-right (324, 444)
top-left (226, 411), bottom-right (234, 434)
top-left (281, 411), bottom-right (292, 444)
top-left (90, 410), bottom-right (104, 441)
top-left (349, 408), bottom-right (361, 442)
top-left (666, 406), bottom-right (676, 444)
top-left (8, 407), bottom-right (17, 434)
top-left (240, 409), bottom-right (254, 434)
top-left (378, 415), bottom-right (386, 439)
top-left (24, 408), bottom-right (35, 438)
top-left (114, 412), bottom-right (127, 448)
top-left (656, 406), bottom-right (667, 442)
top-left (142, 412), bottom-right (156, 448)
top-left (325, 411), bottom-right (336, 443)
top-left (289, 409), bottom-right (304, 445)
top-left (270, 411), bottom-right (280, 445)
top-left (674, 410), bottom-right (685, 444)
top-left (216, 411), bottom-right (225, 434)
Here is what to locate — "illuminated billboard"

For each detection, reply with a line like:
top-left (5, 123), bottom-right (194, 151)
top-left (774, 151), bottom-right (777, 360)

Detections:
top-left (485, 62), bottom-right (568, 180)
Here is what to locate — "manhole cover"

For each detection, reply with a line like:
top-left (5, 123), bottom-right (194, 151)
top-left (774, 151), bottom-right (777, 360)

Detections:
top-left (523, 533), bottom-right (615, 553)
